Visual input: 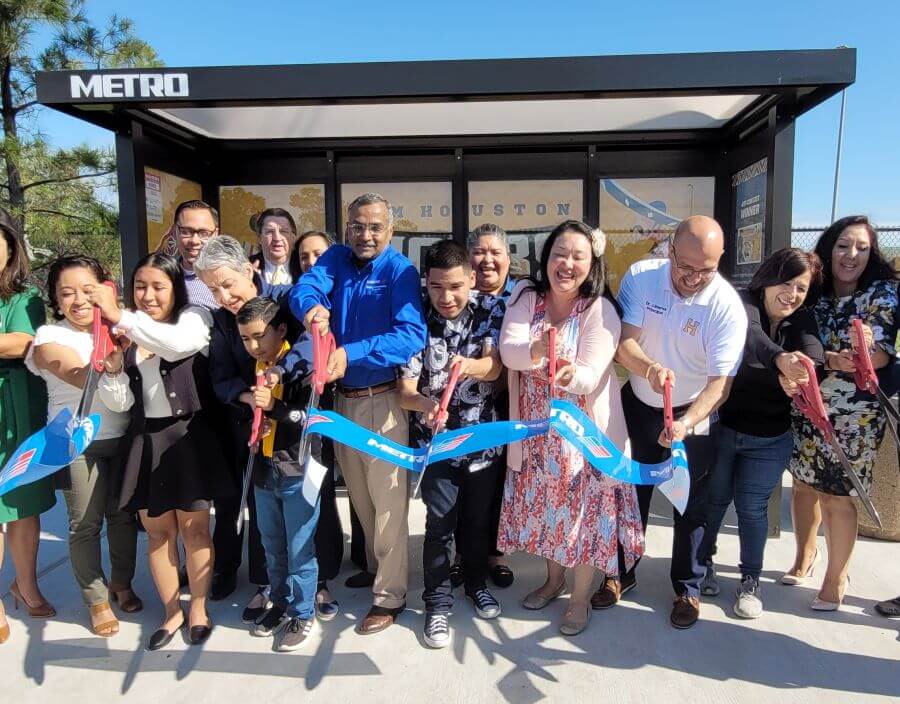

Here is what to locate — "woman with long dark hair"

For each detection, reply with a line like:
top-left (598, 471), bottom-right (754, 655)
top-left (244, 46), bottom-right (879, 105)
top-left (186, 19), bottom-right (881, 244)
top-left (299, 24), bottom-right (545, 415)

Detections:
top-left (781, 216), bottom-right (897, 611)
top-left (698, 248), bottom-right (825, 618)
top-left (497, 219), bottom-right (643, 636)
top-left (25, 255), bottom-right (137, 637)
top-left (0, 213), bottom-right (58, 643)
top-left (88, 252), bottom-right (231, 649)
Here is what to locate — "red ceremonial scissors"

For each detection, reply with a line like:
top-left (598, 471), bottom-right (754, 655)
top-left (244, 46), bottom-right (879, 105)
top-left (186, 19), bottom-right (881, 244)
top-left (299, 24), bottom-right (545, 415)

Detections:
top-left (792, 354), bottom-right (882, 527)
top-left (75, 281), bottom-right (118, 420)
top-left (296, 326), bottom-right (337, 465)
top-left (663, 377), bottom-right (675, 443)
top-left (413, 361), bottom-right (462, 498)
top-left (850, 318), bottom-right (900, 452)
top-left (236, 372), bottom-right (266, 533)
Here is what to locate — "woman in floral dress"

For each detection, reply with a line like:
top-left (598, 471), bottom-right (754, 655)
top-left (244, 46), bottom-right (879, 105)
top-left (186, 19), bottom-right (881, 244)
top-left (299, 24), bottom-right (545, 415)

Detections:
top-left (783, 216), bottom-right (897, 611)
top-left (498, 219), bottom-right (643, 636)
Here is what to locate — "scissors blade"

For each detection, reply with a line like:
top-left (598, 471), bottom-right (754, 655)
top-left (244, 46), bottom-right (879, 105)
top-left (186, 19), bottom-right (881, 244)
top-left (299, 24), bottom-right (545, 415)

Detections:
top-left (235, 446), bottom-right (257, 533)
top-left (296, 386), bottom-right (321, 464)
top-left (75, 367), bottom-right (101, 420)
top-left (412, 443), bottom-right (433, 499)
top-left (827, 433), bottom-right (882, 528)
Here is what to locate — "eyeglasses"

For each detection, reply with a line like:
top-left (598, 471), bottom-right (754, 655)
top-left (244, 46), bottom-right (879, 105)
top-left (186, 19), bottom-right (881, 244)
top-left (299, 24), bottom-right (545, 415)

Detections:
top-left (670, 241), bottom-right (718, 280)
top-left (177, 225), bottom-right (216, 241)
top-left (347, 222), bottom-right (387, 236)
top-left (261, 227), bottom-right (295, 239)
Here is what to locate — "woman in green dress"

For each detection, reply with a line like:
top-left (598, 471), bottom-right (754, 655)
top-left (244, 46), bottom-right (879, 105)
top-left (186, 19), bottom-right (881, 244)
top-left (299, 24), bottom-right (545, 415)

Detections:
top-left (0, 212), bottom-right (58, 644)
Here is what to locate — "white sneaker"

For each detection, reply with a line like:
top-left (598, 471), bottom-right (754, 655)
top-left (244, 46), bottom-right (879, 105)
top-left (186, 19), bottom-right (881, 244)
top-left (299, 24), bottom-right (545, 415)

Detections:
top-left (423, 612), bottom-right (451, 649)
top-left (733, 576), bottom-right (763, 619)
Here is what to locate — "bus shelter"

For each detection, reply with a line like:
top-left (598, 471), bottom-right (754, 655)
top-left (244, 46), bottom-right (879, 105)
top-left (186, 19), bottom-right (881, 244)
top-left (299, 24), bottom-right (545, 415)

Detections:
top-left (35, 48), bottom-right (854, 290)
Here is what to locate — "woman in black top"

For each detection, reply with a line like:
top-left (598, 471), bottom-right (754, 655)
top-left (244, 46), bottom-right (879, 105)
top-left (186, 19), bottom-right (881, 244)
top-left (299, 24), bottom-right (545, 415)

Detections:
top-left (698, 248), bottom-right (824, 619)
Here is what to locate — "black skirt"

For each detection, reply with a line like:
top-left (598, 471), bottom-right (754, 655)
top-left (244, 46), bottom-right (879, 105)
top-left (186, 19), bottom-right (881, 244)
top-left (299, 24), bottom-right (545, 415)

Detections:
top-left (120, 412), bottom-right (233, 517)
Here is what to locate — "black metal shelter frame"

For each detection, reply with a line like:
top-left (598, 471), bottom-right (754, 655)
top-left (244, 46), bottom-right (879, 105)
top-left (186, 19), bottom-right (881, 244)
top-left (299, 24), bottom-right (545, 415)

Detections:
top-left (35, 48), bottom-right (855, 280)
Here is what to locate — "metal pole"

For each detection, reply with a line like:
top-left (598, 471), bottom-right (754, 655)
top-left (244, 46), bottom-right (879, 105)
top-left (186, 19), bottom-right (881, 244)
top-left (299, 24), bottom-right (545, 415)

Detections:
top-left (830, 89), bottom-right (847, 223)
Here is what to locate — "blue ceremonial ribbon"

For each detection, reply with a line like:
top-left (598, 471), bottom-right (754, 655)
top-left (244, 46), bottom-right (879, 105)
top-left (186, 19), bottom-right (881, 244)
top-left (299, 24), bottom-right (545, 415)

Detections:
top-left (303, 403), bottom-right (691, 514)
top-left (0, 408), bottom-right (102, 498)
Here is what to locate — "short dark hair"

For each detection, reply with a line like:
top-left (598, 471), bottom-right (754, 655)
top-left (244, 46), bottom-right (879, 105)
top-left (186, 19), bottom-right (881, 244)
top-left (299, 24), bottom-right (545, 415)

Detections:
top-left (748, 248), bottom-right (824, 308)
top-left (174, 199), bottom-right (219, 228)
top-left (296, 230), bottom-right (333, 247)
top-left (0, 211), bottom-right (29, 300)
top-left (128, 253), bottom-right (190, 321)
top-left (814, 215), bottom-right (897, 295)
top-left (236, 296), bottom-right (286, 329)
top-left (256, 208), bottom-right (297, 236)
top-left (423, 240), bottom-right (471, 275)
top-left (46, 255), bottom-right (110, 320)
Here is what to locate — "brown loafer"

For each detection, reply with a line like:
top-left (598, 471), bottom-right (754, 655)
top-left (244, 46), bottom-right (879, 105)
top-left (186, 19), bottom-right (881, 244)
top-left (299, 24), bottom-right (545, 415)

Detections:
top-left (590, 573), bottom-right (636, 610)
top-left (670, 595), bottom-right (700, 629)
top-left (357, 604), bottom-right (405, 635)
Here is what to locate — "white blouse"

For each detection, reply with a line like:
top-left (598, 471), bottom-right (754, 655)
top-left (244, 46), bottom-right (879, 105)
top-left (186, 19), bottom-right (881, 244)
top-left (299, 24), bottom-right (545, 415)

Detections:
top-left (25, 320), bottom-right (130, 441)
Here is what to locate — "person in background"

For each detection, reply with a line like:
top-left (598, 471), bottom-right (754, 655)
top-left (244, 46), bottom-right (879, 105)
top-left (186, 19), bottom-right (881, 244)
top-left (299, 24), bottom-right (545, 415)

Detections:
top-left (173, 200), bottom-right (220, 311)
top-left (88, 253), bottom-right (229, 649)
top-left (238, 297), bottom-right (322, 651)
top-left (781, 216), bottom-right (897, 612)
top-left (251, 208), bottom-right (300, 285)
top-left (292, 230), bottom-right (333, 277)
top-left (26, 256), bottom-right (138, 637)
top-left (600, 215), bottom-right (747, 630)
top-left (291, 193), bottom-right (427, 635)
top-left (398, 241), bottom-right (506, 648)
top-left (498, 220), bottom-right (644, 636)
top-left (698, 248), bottom-right (824, 619)
top-left (0, 212), bottom-right (58, 644)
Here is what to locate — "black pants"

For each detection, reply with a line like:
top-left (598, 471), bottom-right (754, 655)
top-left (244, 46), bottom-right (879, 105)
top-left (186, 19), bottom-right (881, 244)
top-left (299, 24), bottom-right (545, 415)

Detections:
top-left (213, 480), bottom-right (268, 585)
top-left (422, 458), bottom-right (501, 613)
top-left (315, 438), bottom-right (343, 583)
top-left (618, 383), bottom-right (714, 598)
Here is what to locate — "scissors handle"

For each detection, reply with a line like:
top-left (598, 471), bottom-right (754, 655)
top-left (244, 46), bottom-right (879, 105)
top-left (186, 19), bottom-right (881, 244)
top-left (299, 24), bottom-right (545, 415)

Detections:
top-left (851, 318), bottom-right (878, 395)
top-left (312, 328), bottom-right (336, 396)
top-left (548, 327), bottom-right (557, 398)
top-left (663, 377), bottom-right (675, 440)
top-left (793, 355), bottom-right (831, 437)
top-left (90, 281), bottom-right (118, 372)
top-left (435, 361), bottom-right (462, 432)
top-left (248, 372), bottom-right (266, 447)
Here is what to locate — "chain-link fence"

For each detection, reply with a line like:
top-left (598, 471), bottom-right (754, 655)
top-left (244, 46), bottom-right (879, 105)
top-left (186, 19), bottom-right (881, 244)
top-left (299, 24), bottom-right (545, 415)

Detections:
top-left (792, 227), bottom-right (900, 263)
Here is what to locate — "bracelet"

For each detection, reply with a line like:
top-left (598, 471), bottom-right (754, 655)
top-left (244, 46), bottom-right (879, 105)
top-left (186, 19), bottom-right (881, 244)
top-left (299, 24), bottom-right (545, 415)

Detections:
top-left (645, 362), bottom-right (661, 381)
top-left (104, 369), bottom-right (122, 379)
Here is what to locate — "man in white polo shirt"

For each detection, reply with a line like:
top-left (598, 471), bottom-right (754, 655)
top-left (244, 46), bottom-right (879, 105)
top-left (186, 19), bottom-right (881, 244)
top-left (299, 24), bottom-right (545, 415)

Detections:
top-left (591, 215), bottom-right (747, 629)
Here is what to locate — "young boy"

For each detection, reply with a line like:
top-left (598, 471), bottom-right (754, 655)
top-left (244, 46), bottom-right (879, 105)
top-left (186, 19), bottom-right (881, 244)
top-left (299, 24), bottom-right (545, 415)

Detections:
top-left (236, 296), bottom-right (320, 652)
top-left (398, 240), bottom-right (506, 649)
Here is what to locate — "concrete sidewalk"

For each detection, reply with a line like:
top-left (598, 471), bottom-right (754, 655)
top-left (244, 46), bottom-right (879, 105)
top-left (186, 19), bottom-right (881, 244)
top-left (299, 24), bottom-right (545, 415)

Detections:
top-left (2, 478), bottom-right (899, 704)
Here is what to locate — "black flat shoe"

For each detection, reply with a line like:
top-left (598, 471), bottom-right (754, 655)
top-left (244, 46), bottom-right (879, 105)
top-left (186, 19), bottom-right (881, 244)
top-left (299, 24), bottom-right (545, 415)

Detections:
top-left (344, 571), bottom-right (375, 589)
top-left (147, 616), bottom-right (185, 651)
top-left (189, 619), bottom-right (213, 645)
top-left (489, 564), bottom-right (515, 589)
top-left (210, 572), bottom-right (237, 601)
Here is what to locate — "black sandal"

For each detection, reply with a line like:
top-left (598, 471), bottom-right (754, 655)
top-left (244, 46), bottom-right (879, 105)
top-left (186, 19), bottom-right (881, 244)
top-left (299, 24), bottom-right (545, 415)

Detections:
top-left (875, 596), bottom-right (900, 617)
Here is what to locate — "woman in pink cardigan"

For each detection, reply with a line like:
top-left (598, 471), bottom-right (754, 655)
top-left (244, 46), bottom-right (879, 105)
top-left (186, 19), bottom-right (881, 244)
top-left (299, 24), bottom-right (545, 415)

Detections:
top-left (497, 220), bottom-right (644, 636)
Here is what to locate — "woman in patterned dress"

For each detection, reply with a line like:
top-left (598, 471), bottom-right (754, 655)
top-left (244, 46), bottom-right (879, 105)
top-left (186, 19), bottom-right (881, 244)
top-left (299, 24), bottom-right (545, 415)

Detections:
top-left (782, 216), bottom-right (897, 611)
top-left (498, 219), bottom-right (644, 635)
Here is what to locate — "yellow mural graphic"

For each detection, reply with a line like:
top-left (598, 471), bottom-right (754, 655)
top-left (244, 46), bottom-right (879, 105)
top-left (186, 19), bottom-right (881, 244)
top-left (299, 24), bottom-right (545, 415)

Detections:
top-left (219, 184), bottom-right (327, 251)
top-left (144, 167), bottom-right (202, 254)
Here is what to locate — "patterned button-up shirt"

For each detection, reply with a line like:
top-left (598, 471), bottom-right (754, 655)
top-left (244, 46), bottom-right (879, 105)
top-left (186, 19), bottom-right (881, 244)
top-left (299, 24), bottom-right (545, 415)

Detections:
top-left (400, 291), bottom-right (506, 470)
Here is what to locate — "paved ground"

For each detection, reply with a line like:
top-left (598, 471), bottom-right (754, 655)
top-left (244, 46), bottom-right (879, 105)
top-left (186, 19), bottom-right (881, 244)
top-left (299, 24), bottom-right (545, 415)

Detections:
top-left (2, 477), bottom-right (899, 704)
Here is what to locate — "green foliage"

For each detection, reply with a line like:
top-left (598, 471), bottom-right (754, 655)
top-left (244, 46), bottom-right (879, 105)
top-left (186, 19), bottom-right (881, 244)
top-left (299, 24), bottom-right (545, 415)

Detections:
top-left (1, 0), bottom-right (161, 291)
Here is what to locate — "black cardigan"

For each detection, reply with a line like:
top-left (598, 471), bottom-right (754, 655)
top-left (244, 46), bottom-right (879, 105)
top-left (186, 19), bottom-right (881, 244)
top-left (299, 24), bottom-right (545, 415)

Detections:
top-left (718, 290), bottom-right (825, 437)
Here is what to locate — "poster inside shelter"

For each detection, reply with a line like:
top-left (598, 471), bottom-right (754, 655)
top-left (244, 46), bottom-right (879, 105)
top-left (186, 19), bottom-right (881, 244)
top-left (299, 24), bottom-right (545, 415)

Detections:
top-left (599, 177), bottom-right (715, 293)
top-left (144, 167), bottom-right (203, 254)
top-left (731, 158), bottom-right (768, 288)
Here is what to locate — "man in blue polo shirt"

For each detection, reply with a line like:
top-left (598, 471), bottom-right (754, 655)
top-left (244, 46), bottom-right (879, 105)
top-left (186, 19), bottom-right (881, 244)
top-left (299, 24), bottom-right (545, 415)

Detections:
top-left (290, 193), bottom-right (426, 635)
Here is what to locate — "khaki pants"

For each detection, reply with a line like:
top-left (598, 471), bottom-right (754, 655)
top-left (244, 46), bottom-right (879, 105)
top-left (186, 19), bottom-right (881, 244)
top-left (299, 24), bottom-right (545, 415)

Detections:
top-left (335, 389), bottom-right (409, 608)
top-left (60, 438), bottom-right (137, 606)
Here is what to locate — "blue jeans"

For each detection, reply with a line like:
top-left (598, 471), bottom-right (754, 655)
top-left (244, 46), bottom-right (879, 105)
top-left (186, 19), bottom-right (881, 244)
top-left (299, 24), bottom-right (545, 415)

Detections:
top-left (254, 466), bottom-right (320, 619)
top-left (699, 425), bottom-right (792, 580)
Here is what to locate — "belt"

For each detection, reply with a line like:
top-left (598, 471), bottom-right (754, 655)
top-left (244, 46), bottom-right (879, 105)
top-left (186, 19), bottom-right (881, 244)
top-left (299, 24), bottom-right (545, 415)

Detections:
top-left (338, 380), bottom-right (397, 399)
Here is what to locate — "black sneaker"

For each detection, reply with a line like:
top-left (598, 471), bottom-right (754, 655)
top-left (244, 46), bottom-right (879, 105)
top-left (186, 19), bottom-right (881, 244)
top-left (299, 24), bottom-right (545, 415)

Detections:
top-left (274, 617), bottom-right (314, 652)
top-left (251, 606), bottom-right (288, 637)
top-left (467, 587), bottom-right (501, 619)
top-left (423, 612), bottom-right (451, 649)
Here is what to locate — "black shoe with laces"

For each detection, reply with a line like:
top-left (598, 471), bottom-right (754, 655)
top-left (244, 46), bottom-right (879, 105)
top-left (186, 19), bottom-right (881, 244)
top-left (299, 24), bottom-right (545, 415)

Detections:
top-left (467, 587), bottom-right (501, 619)
top-left (423, 612), bottom-right (451, 649)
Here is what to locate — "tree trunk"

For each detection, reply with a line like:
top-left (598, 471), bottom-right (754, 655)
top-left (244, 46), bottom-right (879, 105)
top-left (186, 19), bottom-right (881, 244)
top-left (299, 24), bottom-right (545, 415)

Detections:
top-left (1, 53), bottom-right (29, 248)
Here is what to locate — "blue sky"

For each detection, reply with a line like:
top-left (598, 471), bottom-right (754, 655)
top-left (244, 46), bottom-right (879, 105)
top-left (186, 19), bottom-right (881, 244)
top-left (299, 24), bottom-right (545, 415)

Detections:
top-left (33, 0), bottom-right (900, 226)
